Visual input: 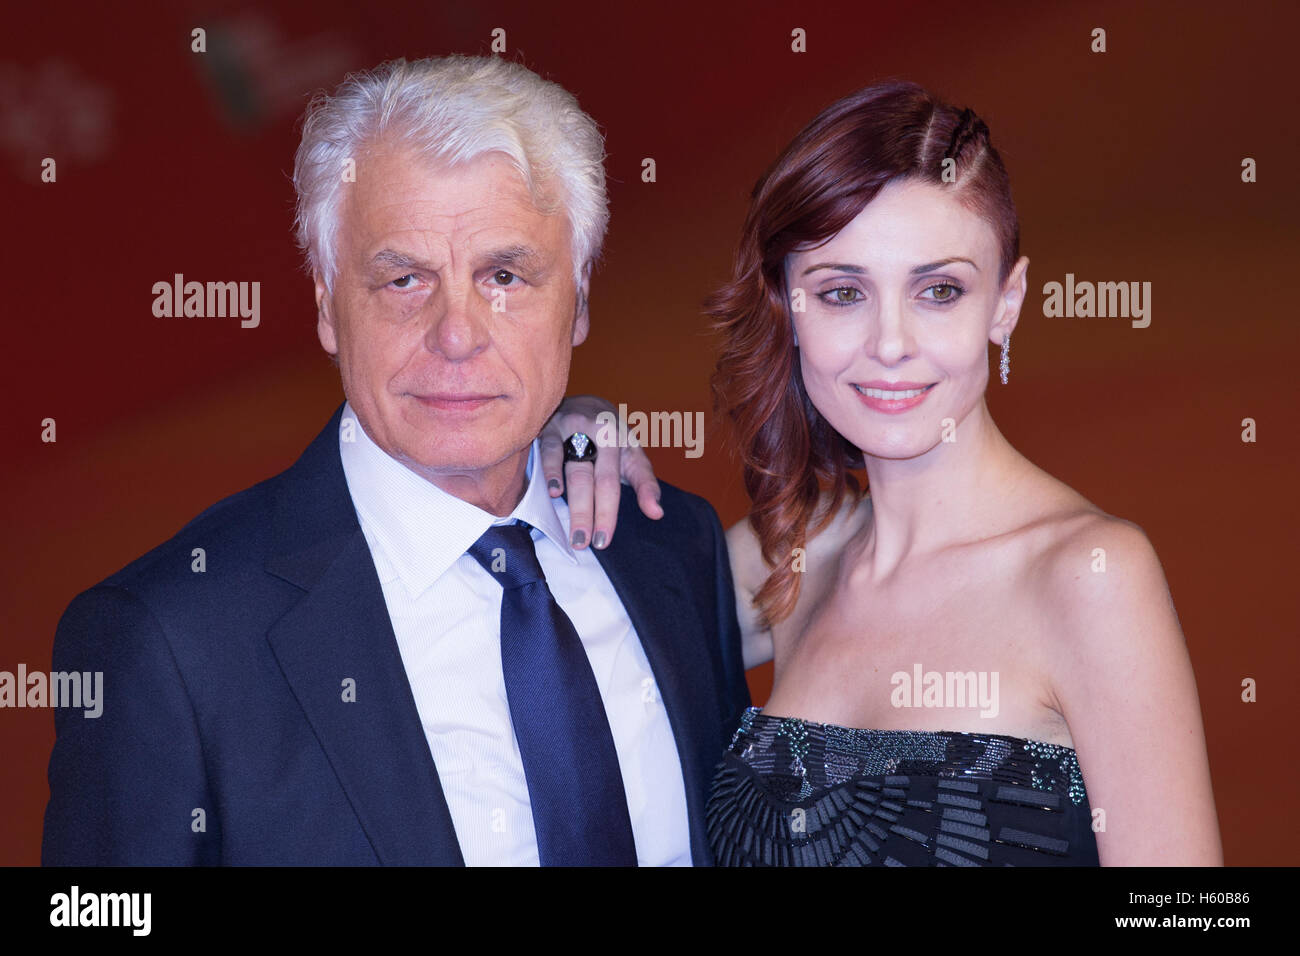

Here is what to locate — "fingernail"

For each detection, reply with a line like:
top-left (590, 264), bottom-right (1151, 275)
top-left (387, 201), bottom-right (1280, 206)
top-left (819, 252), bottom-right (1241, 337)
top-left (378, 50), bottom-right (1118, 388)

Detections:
top-left (571, 530), bottom-right (586, 547)
top-left (592, 531), bottom-right (606, 549)
top-left (548, 478), bottom-right (560, 491)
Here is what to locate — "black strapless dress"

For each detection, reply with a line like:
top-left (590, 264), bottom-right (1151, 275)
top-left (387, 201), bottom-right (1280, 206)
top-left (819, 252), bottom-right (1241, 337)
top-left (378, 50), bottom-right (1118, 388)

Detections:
top-left (707, 707), bottom-right (1099, 866)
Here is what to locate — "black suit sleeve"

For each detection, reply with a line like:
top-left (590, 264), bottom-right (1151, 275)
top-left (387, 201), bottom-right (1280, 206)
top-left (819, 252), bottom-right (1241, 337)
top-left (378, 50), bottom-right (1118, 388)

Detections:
top-left (703, 500), bottom-right (752, 731)
top-left (42, 585), bottom-right (219, 865)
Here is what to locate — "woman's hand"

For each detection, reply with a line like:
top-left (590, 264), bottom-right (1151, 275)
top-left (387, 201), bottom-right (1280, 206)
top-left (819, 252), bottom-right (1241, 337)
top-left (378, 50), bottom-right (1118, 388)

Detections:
top-left (540, 394), bottom-right (664, 550)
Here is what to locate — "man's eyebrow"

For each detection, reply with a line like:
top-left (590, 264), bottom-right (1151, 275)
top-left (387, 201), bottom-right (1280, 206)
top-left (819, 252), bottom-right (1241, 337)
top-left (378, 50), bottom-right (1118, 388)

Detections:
top-left (368, 249), bottom-right (430, 273)
top-left (480, 244), bottom-right (546, 273)
top-left (367, 245), bottom-right (548, 274)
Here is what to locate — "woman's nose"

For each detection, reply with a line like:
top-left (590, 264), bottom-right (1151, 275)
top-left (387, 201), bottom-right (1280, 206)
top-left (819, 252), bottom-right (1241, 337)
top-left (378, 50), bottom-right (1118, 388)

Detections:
top-left (866, 296), bottom-right (914, 366)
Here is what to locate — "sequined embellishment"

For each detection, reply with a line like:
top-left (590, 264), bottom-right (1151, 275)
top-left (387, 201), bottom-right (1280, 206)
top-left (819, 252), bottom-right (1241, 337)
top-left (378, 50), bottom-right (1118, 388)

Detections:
top-left (729, 704), bottom-right (759, 748)
top-left (776, 717), bottom-right (813, 799)
top-left (708, 711), bottom-right (1099, 867)
top-left (1024, 739), bottom-right (1087, 806)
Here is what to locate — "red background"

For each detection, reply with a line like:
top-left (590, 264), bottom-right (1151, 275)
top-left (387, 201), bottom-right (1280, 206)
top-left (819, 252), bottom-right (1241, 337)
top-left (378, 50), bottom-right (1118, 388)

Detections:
top-left (2, 0), bottom-right (1296, 865)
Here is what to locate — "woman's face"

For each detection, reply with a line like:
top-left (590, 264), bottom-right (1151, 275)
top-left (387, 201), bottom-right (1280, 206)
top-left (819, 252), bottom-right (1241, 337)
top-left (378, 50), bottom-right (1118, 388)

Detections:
top-left (786, 177), bottom-right (1028, 461)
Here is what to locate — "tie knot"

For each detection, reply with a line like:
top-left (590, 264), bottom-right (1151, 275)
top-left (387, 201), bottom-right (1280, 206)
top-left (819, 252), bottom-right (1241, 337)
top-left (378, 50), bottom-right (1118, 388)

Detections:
top-left (466, 521), bottom-right (544, 589)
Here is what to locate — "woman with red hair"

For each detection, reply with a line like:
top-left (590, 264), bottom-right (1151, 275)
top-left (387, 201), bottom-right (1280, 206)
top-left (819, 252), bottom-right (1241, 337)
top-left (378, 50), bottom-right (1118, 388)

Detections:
top-left (549, 81), bottom-right (1220, 866)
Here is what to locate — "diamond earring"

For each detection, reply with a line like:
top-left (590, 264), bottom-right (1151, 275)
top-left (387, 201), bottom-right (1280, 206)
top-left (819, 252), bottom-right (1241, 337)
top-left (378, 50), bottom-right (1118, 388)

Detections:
top-left (999, 333), bottom-right (1011, 385)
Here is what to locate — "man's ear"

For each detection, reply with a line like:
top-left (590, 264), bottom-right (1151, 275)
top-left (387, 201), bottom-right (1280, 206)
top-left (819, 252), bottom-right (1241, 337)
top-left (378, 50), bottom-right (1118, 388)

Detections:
top-left (315, 273), bottom-right (339, 355)
top-left (991, 255), bottom-right (1029, 345)
top-left (571, 259), bottom-right (592, 347)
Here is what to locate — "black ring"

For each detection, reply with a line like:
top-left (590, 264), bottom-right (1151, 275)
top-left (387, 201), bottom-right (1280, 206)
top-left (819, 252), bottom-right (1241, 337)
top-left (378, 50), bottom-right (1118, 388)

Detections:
top-left (563, 432), bottom-right (597, 463)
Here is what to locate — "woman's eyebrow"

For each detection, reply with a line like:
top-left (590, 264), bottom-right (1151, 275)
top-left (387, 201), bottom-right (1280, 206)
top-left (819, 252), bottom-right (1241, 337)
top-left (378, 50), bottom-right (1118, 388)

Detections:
top-left (911, 257), bottom-right (979, 274)
top-left (800, 256), bottom-right (980, 277)
top-left (801, 262), bottom-right (867, 276)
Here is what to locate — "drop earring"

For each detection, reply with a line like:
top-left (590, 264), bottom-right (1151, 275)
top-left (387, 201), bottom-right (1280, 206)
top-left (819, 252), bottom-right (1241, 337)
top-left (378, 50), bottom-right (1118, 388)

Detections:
top-left (999, 332), bottom-right (1011, 384)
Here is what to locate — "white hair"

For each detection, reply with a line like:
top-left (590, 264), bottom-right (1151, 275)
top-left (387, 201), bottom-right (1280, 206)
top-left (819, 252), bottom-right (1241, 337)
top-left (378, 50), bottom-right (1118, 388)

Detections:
top-left (293, 55), bottom-right (608, 292)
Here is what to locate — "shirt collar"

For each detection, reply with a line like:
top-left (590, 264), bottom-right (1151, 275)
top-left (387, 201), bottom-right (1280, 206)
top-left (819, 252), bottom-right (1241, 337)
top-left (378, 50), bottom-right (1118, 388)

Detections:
top-left (337, 401), bottom-right (578, 598)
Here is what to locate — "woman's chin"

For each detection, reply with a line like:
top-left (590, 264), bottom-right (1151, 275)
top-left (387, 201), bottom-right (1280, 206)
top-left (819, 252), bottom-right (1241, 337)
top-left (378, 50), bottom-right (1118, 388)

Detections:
top-left (852, 433), bottom-right (941, 463)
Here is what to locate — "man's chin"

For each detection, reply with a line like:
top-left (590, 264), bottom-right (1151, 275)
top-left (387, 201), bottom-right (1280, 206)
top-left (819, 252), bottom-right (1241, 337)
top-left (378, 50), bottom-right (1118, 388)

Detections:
top-left (394, 434), bottom-right (532, 477)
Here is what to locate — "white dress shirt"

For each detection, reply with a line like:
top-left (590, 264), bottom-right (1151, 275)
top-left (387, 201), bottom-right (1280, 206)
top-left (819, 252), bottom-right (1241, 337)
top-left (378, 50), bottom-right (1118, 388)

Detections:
top-left (337, 403), bottom-right (692, 866)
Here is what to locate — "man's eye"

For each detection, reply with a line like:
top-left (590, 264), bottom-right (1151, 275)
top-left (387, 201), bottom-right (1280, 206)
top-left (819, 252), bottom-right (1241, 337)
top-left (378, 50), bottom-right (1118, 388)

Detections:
top-left (490, 269), bottom-right (520, 287)
top-left (390, 274), bottom-right (419, 290)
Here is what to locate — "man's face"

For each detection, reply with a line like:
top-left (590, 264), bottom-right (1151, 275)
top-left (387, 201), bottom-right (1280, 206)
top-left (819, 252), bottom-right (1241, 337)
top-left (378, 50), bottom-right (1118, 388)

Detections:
top-left (316, 143), bottom-right (589, 492)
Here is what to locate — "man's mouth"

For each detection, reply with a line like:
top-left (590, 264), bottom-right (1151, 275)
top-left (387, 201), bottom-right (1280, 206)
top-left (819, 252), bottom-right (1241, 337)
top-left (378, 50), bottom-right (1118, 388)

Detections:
top-left (413, 393), bottom-right (499, 411)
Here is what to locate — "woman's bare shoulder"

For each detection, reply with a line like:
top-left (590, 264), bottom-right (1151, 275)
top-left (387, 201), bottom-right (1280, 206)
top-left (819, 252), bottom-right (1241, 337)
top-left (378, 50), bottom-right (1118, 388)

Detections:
top-left (1011, 475), bottom-right (1172, 652)
top-left (1018, 478), bottom-right (1154, 579)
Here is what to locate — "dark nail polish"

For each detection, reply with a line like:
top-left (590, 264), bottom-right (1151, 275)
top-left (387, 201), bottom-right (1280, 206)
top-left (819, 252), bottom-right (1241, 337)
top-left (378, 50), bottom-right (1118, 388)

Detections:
top-left (571, 530), bottom-right (586, 547)
top-left (548, 478), bottom-right (561, 491)
top-left (592, 531), bottom-right (606, 549)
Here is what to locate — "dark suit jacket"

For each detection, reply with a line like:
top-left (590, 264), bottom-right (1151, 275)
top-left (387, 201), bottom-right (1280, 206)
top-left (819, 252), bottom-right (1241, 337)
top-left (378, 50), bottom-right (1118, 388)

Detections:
top-left (42, 403), bottom-right (751, 865)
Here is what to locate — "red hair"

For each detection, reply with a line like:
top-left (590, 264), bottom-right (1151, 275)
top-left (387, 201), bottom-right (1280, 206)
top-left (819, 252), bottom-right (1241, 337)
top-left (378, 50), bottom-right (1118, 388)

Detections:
top-left (707, 80), bottom-right (1020, 628)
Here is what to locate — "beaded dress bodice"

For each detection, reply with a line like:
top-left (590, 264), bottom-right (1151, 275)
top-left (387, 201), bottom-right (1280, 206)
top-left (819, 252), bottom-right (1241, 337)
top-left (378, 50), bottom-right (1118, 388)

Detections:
top-left (706, 706), bottom-right (1100, 866)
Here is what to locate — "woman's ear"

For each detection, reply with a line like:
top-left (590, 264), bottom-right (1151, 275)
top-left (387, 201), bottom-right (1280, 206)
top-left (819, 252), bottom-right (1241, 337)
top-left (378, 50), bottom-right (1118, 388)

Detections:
top-left (992, 254), bottom-right (1030, 344)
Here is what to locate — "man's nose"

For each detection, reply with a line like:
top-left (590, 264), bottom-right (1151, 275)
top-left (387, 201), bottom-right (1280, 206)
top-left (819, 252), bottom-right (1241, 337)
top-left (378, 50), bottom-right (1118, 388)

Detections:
top-left (425, 284), bottom-right (490, 361)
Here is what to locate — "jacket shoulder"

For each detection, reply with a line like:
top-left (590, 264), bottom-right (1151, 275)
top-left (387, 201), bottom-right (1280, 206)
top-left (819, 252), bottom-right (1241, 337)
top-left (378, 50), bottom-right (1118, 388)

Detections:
top-left (89, 405), bottom-right (348, 600)
top-left (617, 478), bottom-right (725, 551)
top-left (96, 470), bottom-right (286, 597)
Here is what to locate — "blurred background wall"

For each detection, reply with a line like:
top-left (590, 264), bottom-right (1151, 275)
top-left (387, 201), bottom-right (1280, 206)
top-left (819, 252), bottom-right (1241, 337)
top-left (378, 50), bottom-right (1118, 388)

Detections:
top-left (2, 0), bottom-right (1296, 864)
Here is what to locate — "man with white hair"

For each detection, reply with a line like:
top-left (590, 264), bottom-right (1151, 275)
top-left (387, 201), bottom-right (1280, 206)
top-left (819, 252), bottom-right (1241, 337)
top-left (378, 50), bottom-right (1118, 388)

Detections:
top-left (42, 56), bottom-right (750, 866)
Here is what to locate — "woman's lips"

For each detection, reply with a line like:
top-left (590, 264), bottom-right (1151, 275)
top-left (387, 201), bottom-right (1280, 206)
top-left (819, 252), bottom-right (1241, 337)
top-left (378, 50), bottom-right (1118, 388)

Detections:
top-left (851, 381), bottom-right (936, 413)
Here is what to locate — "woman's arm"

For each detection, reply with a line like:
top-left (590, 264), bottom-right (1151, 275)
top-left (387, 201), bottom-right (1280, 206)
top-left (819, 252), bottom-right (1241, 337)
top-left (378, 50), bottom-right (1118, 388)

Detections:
top-left (1047, 517), bottom-right (1223, 865)
top-left (725, 516), bottom-right (775, 670)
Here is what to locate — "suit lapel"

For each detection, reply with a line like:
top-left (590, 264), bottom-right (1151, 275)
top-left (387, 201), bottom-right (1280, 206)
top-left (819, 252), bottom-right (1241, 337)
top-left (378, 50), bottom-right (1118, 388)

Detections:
top-left (261, 405), bottom-right (725, 866)
top-left (264, 404), bottom-right (464, 865)
top-left (592, 499), bottom-right (725, 866)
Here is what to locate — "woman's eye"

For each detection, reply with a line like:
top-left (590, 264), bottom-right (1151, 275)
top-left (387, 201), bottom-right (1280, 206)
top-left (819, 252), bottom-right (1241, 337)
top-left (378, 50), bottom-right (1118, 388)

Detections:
top-left (820, 286), bottom-right (863, 306)
top-left (922, 282), bottom-right (963, 303)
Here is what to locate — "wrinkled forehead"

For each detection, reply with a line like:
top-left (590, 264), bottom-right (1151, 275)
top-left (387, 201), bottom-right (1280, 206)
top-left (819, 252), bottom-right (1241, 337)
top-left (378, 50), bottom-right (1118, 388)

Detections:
top-left (338, 142), bottom-right (570, 258)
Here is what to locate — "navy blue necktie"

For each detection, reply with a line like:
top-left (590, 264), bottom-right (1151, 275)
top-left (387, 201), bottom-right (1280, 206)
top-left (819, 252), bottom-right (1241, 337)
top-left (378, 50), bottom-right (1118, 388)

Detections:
top-left (467, 521), bottom-right (638, 866)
